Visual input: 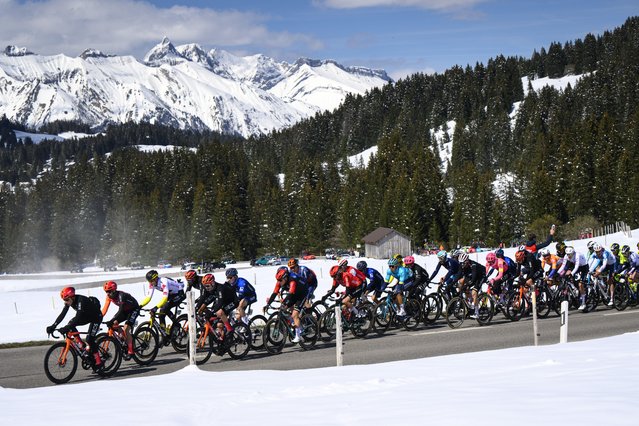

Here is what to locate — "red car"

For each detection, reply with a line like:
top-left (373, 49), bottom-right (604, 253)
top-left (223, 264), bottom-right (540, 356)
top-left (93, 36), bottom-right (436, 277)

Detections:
top-left (302, 254), bottom-right (316, 260)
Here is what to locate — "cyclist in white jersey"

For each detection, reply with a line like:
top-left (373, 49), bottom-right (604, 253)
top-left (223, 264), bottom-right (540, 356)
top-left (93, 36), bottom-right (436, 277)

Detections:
top-left (558, 246), bottom-right (589, 310)
top-left (140, 269), bottom-right (185, 332)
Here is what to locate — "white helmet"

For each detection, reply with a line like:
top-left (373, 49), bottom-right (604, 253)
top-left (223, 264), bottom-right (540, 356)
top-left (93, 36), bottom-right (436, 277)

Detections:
top-left (458, 252), bottom-right (469, 263)
top-left (593, 243), bottom-right (603, 252)
top-left (539, 248), bottom-right (550, 257)
top-left (565, 246), bottom-right (575, 257)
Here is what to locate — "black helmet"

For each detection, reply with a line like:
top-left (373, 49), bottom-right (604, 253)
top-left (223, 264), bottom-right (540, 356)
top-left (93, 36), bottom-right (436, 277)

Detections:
top-left (225, 268), bottom-right (238, 278)
top-left (356, 261), bottom-right (367, 271)
top-left (610, 243), bottom-right (620, 252)
top-left (146, 270), bottom-right (159, 282)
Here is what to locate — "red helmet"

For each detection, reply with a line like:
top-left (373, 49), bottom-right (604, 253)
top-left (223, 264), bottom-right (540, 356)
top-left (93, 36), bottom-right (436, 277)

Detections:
top-left (330, 265), bottom-right (340, 277)
top-left (486, 252), bottom-right (496, 264)
top-left (275, 267), bottom-right (289, 281)
top-left (287, 258), bottom-right (298, 268)
top-left (103, 281), bottom-right (117, 292)
top-left (60, 287), bottom-right (75, 300)
top-left (403, 256), bottom-right (415, 266)
top-left (338, 258), bottom-right (348, 267)
top-left (201, 274), bottom-right (214, 285)
top-left (185, 269), bottom-right (197, 281)
top-left (515, 250), bottom-right (526, 263)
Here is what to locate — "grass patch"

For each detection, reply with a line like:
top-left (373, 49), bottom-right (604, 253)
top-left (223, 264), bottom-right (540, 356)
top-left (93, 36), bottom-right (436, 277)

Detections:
top-left (0, 340), bottom-right (51, 349)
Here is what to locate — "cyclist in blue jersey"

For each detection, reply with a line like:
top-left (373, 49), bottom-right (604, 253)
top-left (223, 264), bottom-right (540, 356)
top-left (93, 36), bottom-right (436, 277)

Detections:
top-left (429, 250), bottom-right (461, 298)
top-left (357, 260), bottom-right (386, 303)
top-left (287, 258), bottom-right (318, 304)
top-left (225, 268), bottom-right (257, 324)
top-left (385, 258), bottom-right (414, 316)
top-left (590, 243), bottom-right (617, 306)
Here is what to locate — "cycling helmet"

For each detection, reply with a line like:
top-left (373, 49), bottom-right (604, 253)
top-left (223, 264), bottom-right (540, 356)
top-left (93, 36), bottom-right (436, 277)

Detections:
top-left (593, 243), bottom-right (603, 252)
top-left (60, 287), bottom-right (75, 300)
top-left (329, 265), bottom-right (340, 277)
top-left (185, 269), bottom-right (197, 282)
top-left (338, 258), bottom-right (348, 267)
top-left (403, 255), bottom-right (415, 266)
top-left (388, 258), bottom-right (400, 267)
top-left (486, 252), bottom-right (496, 264)
top-left (436, 250), bottom-right (447, 261)
top-left (587, 241), bottom-right (595, 250)
top-left (610, 243), bottom-right (620, 252)
top-left (287, 258), bottom-right (298, 268)
top-left (539, 248), bottom-right (551, 257)
top-left (275, 267), bottom-right (288, 281)
top-left (621, 245), bottom-right (630, 255)
top-left (458, 252), bottom-right (469, 263)
top-left (202, 274), bottom-right (214, 286)
top-left (225, 268), bottom-right (238, 278)
top-left (515, 250), bottom-right (526, 263)
top-left (393, 253), bottom-right (403, 263)
top-left (146, 270), bottom-right (159, 282)
top-left (495, 248), bottom-right (504, 258)
top-left (518, 244), bottom-right (526, 252)
top-left (103, 281), bottom-right (117, 292)
top-left (565, 246), bottom-right (575, 256)
top-left (356, 260), bottom-right (367, 271)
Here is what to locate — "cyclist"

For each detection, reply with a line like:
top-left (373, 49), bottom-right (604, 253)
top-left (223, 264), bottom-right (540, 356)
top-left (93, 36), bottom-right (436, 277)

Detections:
top-left (403, 255), bottom-right (429, 298)
top-left (524, 225), bottom-right (555, 253)
top-left (515, 246), bottom-right (543, 289)
top-left (140, 270), bottom-right (185, 338)
top-left (101, 281), bottom-right (140, 360)
top-left (46, 287), bottom-right (104, 372)
top-left (485, 251), bottom-right (509, 302)
top-left (557, 246), bottom-right (589, 310)
top-left (357, 260), bottom-right (386, 304)
top-left (589, 243), bottom-right (616, 306)
top-left (383, 257), bottom-right (414, 316)
top-left (265, 267), bottom-right (308, 343)
top-left (324, 261), bottom-right (367, 318)
top-left (225, 268), bottom-right (257, 325)
top-left (610, 243), bottom-right (624, 274)
top-left (288, 258), bottom-right (318, 304)
top-left (184, 269), bottom-right (202, 293)
top-left (429, 250), bottom-right (461, 299)
top-left (457, 252), bottom-right (486, 318)
top-left (539, 248), bottom-right (561, 287)
top-left (196, 273), bottom-right (238, 338)
top-left (622, 244), bottom-right (639, 283)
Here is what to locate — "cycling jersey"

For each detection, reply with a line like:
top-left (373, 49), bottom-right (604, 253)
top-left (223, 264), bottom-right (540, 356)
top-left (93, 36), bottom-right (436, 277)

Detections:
top-left (385, 265), bottom-right (414, 287)
top-left (233, 277), bottom-right (257, 304)
top-left (53, 294), bottom-right (102, 329)
top-left (486, 258), bottom-right (508, 282)
top-left (268, 277), bottom-right (309, 310)
top-left (364, 267), bottom-right (386, 294)
top-left (429, 258), bottom-right (461, 284)
top-left (461, 260), bottom-right (486, 291)
top-left (541, 254), bottom-right (560, 278)
top-left (589, 249), bottom-right (616, 274)
top-left (102, 290), bottom-right (139, 316)
top-left (141, 277), bottom-right (185, 308)
top-left (335, 266), bottom-right (366, 289)
top-left (407, 263), bottom-right (429, 287)
top-left (290, 265), bottom-right (318, 299)
top-left (517, 251), bottom-right (543, 280)
top-left (558, 252), bottom-right (588, 275)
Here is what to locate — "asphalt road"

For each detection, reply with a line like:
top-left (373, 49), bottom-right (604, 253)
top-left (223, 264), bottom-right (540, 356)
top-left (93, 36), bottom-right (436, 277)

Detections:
top-left (2, 306), bottom-right (638, 389)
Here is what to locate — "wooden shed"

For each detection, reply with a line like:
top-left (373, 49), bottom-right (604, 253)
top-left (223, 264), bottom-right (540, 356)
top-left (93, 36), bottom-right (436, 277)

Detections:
top-left (362, 227), bottom-right (412, 259)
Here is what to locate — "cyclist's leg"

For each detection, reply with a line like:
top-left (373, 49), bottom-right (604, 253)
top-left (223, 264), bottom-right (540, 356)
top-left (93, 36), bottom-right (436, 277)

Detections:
top-left (123, 308), bottom-right (140, 355)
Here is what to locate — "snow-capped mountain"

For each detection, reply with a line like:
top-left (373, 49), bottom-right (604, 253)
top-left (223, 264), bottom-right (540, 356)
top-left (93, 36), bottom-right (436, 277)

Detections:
top-left (0, 38), bottom-right (391, 137)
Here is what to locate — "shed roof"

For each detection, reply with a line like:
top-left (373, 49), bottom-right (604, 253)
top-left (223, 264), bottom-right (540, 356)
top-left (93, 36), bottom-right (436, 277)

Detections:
top-left (362, 227), bottom-right (409, 244)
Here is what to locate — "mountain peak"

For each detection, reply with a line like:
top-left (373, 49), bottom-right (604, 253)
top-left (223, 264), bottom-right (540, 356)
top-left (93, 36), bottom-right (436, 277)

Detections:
top-left (4, 45), bottom-right (34, 57)
top-left (143, 37), bottom-right (185, 66)
top-left (79, 49), bottom-right (110, 59)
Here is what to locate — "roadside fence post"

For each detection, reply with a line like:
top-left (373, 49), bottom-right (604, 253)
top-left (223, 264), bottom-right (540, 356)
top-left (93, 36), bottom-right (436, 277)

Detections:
top-left (560, 300), bottom-right (569, 343)
top-left (186, 290), bottom-right (197, 366)
top-left (335, 305), bottom-right (343, 366)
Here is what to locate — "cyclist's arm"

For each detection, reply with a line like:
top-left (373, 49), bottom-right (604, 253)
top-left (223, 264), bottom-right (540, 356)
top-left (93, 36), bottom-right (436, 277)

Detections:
top-left (139, 286), bottom-right (155, 307)
top-left (51, 304), bottom-right (70, 328)
top-left (101, 297), bottom-right (111, 317)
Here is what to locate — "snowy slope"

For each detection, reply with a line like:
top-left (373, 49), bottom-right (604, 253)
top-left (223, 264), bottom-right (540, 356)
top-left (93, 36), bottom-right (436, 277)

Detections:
top-left (0, 39), bottom-right (391, 138)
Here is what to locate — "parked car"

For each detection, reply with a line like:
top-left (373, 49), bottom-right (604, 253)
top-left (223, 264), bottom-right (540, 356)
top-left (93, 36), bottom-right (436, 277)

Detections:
top-left (130, 261), bottom-right (144, 270)
top-left (255, 256), bottom-right (273, 266)
top-left (221, 257), bottom-right (236, 264)
top-left (157, 260), bottom-right (172, 268)
top-left (181, 262), bottom-right (197, 270)
top-left (102, 258), bottom-right (117, 272)
top-left (302, 254), bottom-right (316, 260)
top-left (70, 263), bottom-right (83, 273)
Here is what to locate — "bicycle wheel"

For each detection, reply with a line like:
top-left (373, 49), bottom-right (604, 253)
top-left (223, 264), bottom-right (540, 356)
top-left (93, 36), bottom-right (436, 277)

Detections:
top-left (402, 298), bottom-right (422, 331)
top-left (224, 323), bottom-right (251, 360)
top-left (373, 301), bottom-right (392, 335)
top-left (445, 297), bottom-right (466, 329)
top-left (351, 306), bottom-right (373, 338)
top-left (44, 342), bottom-right (78, 384)
top-left (476, 292), bottom-right (494, 326)
top-left (264, 317), bottom-right (288, 354)
top-left (299, 314), bottom-right (319, 350)
top-left (96, 335), bottom-right (122, 377)
top-left (132, 326), bottom-right (159, 366)
top-left (535, 287), bottom-right (552, 318)
top-left (318, 309), bottom-right (337, 341)
top-left (614, 282), bottom-right (629, 311)
top-left (189, 326), bottom-right (214, 365)
top-left (584, 288), bottom-right (598, 313)
top-left (505, 292), bottom-right (525, 322)
top-left (422, 293), bottom-right (441, 325)
top-left (170, 314), bottom-right (189, 353)
top-left (248, 314), bottom-right (267, 350)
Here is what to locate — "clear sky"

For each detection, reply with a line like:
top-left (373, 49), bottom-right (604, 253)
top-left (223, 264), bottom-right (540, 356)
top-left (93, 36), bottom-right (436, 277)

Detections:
top-left (1, 0), bottom-right (637, 80)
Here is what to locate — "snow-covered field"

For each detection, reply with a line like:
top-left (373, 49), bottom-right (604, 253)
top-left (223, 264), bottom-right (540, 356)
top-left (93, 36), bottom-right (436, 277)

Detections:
top-left (0, 230), bottom-right (637, 425)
